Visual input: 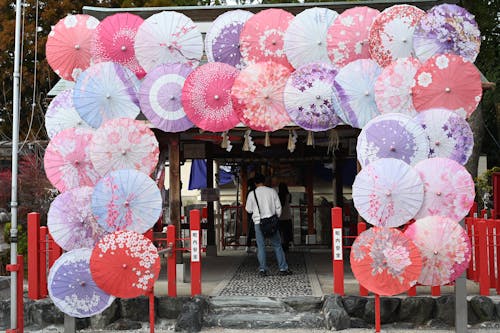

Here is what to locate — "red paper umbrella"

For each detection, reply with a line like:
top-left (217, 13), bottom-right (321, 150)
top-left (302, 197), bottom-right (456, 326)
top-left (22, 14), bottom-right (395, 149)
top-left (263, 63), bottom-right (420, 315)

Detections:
top-left (46, 14), bottom-right (100, 81)
top-left (182, 62), bottom-right (240, 132)
top-left (412, 53), bottom-right (482, 118)
top-left (351, 227), bottom-right (422, 296)
top-left (90, 230), bottom-right (160, 299)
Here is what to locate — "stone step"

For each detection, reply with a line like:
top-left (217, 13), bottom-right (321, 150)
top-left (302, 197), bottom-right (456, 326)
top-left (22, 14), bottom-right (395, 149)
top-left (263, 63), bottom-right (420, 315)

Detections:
top-left (204, 312), bottom-right (325, 329)
top-left (208, 296), bottom-right (323, 314)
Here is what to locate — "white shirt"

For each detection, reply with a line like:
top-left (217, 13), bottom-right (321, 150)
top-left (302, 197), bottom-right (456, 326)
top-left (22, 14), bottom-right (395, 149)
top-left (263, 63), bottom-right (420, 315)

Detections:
top-left (245, 186), bottom-right (282, 224)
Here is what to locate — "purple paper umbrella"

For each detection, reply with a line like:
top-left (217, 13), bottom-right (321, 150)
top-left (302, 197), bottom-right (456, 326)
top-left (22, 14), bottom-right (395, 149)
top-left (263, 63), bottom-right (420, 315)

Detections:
top-left (48, 248), bottom-right (115, 318)
top-left (356, 113), bottom-right (430, 168)
top-left (205, 10), bottom-right (253, 69)
top-left (283, 62), bottom-right (342, 131)
top-left (138, 63), bottom-right (194, 132)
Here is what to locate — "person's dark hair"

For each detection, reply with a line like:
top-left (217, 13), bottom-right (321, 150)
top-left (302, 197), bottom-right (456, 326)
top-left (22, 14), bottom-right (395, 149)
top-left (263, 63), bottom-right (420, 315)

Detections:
top-left (247, 177), bottom-right (256, 192)
top-left (254, 173), bottom-right (265, 184)
top-left (278, 182), bottom-right (290, 207)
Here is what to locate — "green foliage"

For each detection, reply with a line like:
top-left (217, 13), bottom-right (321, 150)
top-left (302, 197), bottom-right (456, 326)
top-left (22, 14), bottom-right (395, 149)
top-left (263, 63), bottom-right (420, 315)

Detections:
top-left (3, 222), bottom-right (28, 256)
top-left (475, 166), bottom-right (500, 210)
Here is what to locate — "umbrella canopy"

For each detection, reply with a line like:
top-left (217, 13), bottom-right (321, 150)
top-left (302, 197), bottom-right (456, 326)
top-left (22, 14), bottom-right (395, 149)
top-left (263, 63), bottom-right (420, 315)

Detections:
top-left (138, 63), bottom-right (194, 132)
top-left (231, 61), bottom-right (292, 132)
top-left (90, 230), bottom-right (161, 299)
top-left (414, 108), bottom-right (473, 164)
top-left (239, 8), bottom-right (294, 70)
top-left (326, 6), bottom-right (380, 68)
top-left (89, 118), bottom-right (159, 177)
top-left (46, 14), bottom-right (100, 81)
top-left (283, 7), bottom-right (338, 69)
top-left (91, 13), bottom-right (146, 79)
top-left (44, 127), bottom-right (100, 193)
top-left (45, 89), bottom-right (91, 139)
top-left (48, 248), bottom-right (115, 318)
top-left (374, 57), bottom-right (421, 116)
top-left (351, 227), bottom-right (422, 296)
top-left (412, 54), bottom-right (482, 118)
top-left (368, 4), bottom-right (425, 67)
top-left (414, 157), bottom-right (475, 221)
top-left (181, 62), bottom-right (240, 132)
top-left (352, 158), bottom-right (424, 228)
top-left (91, 169), bottom-right (162, 234)
top-left (404, 216), bottom-right (471, 286)
top-left (73, 61), bottom-right (141, 129)
top-left (205, 10), bottom-right (254, 69)
top-left (283, 62), bottom-right (342, 131)
top-left (413, 4), bottom-right (481, 63)
top-left (134, 11), bottom-right (203, 72)
top-left (48, 186), bottom-right (107, 251)
top-left (334, 59), bottom-right (382, 129)
top-left (356, 113), bottom-right (429, 168)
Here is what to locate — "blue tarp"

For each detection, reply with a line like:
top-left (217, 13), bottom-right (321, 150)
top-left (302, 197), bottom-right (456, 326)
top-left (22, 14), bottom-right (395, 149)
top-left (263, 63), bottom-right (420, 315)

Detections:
top-left (188, 159), bottom-right (234, 190)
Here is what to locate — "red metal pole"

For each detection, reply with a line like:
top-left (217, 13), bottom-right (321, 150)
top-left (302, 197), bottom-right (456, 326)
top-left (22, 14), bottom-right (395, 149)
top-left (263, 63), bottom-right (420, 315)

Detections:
top-left (190, 209), bottom-right (201, 296)
top-left (166, 225), bottom-right (176, 297)
top-left (27, 212), bottom-right (40, 300)
top-left (375, 294), bottom-right (381, 332)
top-left (357, 222), bottom-right (368, 296)
top-left (331, 207), bottom-right (344, 295)
top-left (487, 218), bottom-right (496, 288)
top-left (149, 289), bottom-right (155, 333)
top-left (6, 255), bottom-right (24, 333)
top-left (478, 220), bottom-right (490, 295)
top-left (39, 227), bottom-right (48, 298)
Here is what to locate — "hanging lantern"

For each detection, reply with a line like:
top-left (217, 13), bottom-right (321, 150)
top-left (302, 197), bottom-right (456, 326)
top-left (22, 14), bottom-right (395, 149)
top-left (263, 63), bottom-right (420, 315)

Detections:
top-left (264, 132), bottom-right (271, 147)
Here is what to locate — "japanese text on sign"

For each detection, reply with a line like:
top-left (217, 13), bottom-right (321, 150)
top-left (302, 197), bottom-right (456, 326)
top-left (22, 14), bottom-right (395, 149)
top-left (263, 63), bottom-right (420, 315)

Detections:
top-left (191, 230), bottom-right (200, 262)
top-left (333, 228), bottom-right (342, 261)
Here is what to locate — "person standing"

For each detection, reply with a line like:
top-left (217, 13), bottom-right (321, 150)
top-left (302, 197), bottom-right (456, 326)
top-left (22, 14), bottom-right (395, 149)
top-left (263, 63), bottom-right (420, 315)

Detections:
top-left (245, 173), bottom-right (292, 277)
top-left (278, 183), bottom-right (293, 253)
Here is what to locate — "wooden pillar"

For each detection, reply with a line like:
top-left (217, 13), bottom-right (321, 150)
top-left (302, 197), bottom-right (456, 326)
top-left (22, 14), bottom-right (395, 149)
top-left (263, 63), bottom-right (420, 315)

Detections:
top-left (307, 162), bottom-right (315, 235)
top-left (168, 134), bottom-right (182, 264)
top-left (241, 166), bottom-right (248, 235)
top-left (206, 144), bottom-right (217, 256)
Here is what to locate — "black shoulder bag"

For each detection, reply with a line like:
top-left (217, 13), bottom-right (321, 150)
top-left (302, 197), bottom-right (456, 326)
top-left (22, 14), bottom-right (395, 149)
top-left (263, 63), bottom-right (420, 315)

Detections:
top-left (253, 190), bottom-right (279, 238)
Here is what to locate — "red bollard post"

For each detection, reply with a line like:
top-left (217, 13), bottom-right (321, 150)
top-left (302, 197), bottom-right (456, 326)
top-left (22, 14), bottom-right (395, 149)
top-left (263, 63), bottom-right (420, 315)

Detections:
top-left (465, 217), bottom-right (474, 280)
top-left (431, 286), bottom-right (441, 296)
top-left (487, 218), bottom-right (496, 288)
top-left (375, 294), bottom-right (381, 332)
top-left (190, 209), bottom-right (202, 296)
top-left (27, 212), bottom-right (41, 300)
top-left (478, 220), bottom-right (490, 295)
top-left (473, 216), bottom-right (480, 282)
top-left (496, 219), bottom-right (500, 295)
top-left (469, 202), bottom-right (478, 217)
top-left (149, 289), bottom-right (155, 333)
top-left (407, 285), bottom-right (417, 296)
top-left (47, 234), bottom-right (62, 268)
top-left (6, 255), bottom-right (24, 333)
top-left (331, 207), bottom-right (344, 295)
top-left (357, 222), bottom-right (369, 296)
top-left (39, 226), bottom-right (48, 298)
top-left (166, 225), bottom-right (176, 297)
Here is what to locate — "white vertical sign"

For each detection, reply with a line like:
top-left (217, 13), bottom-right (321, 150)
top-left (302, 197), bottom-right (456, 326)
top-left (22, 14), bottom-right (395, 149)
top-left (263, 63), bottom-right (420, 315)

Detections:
top-left (333, 228), bottom-right (343, 261)
top-left (191, 230), bottom-right (200, 262)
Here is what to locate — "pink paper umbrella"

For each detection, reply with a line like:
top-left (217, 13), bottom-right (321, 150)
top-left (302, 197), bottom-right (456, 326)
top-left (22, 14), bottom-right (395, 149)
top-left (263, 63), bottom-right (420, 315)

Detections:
top-left (89, 118), bottom-right (159, 177)
top-left (91, 13), bottom-right (146, 79)
top-left (44, 127), bottom-right (100, 193)
top-left (412, 54), bottom-right (482, 118)
top-left (46, 14), bottom-right (100, 81)
top-left (239, 9), bottom-right (294, 70)
top-left (368, 5), bottom-right (425, 67)
top-left (231, 61), bottom-right (292, 132)
top-left (182, 62), bottom-right (240, 132)
top-left (404, 216), bottom-right (471, 286)
top-left (326, 6), bottom-right (380, 68)
top-left (374, 57), bottom-right (421, 116)
top-left (414, 157), bottom-right (475, 221)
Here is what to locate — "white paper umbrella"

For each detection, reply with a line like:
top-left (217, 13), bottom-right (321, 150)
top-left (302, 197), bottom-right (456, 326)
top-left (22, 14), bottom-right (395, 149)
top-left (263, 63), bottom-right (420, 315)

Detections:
top-left (134, 11), bottom-right (203, 72)
top-left (283, 7), bottom-right (338, 69)
top-left (352, 158), bottom-right (424, 227)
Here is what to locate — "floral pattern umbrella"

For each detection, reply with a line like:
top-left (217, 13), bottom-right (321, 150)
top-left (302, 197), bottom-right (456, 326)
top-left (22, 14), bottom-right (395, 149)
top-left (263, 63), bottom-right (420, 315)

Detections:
top-left (91, 169), bottom-right (162, 234)
top-left (404, 216), bottom-right (472, 286)
top-left (46, 14), bottom-right (100, 81)
top-left (351, 227), bottom-right (422, 296)
top-left (205, 10), bottom-right (254, 69)
top-left (138, 63), bottom-right (194, 133)
top-left (89, 118), bottom-right (159, 176)
top-left (48, 186), bottom-right (107, 251)
top-left (181, 62), bottom-right (240, 132)
top-left (414, 157), bottom-right (475, 221)
top-left (91, 13), bottom-right (146, 79)
top-left (413, 4), bottom-right (481, 63)
top-left (134, 11), bottom-right (203, 72)
top-left (283, 7), bottom-right (338, 69)
top-left (231, 61), bottom-right (292, 132)
top-left (412, 54), bottom-right (482, 118)
top-left (352, 158), bottom-right (424, 228)
top-left (283, 62), bottom-right (342, 131)
top-left (374, 57), bottom-right (421, 116)
top-left (73, 61), bottom-right (141, 128)
top-left (334, 59), bottom-right (382, 129)
top-left (368, 5), bottom-right (425, 67)
top-left (356, 113), bottom-right (429, 168)
top-left (44, 128), bottom-right (100, 193)
top-left (48, 248), bottom-right (115, 318)
top-left (239, 8), bottom-right (294, 70)
top-left (326, 6), bottom-right (380, 67)
top-left (45, 89), bottom-right (91, 139)
top-left (90, 231), bottom-right (160, 299)
top-left (414, 108), bottom-right (473, 164)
